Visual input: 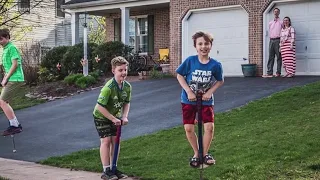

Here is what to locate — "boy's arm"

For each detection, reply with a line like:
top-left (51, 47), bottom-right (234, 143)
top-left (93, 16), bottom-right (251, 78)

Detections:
top-left (95, 104), bottom-right (121, 125)
top-left (3, 59), bottom-right (18, 82)
top-left (208, 63), bottom-right (224, 95)
top-left (207, 80), bottom-right (224, 95)
top-left (177, 74), bottom-right (193, 94)
top-left (122, 103), bottom-right (130, 119)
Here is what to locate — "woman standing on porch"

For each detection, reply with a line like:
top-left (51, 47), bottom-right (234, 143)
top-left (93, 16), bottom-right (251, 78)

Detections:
top-left (280, 16), bottom-right (296, 78)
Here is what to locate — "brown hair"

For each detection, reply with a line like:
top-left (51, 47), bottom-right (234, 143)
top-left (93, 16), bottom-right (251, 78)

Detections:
top-left (0, 28), bottom-right (10, 39)
top-left (283, 16), bottom-right (291, 27)
top-left (192, 31), bottom-right (213, 47)
top-left (274, 8), bottom-right (280, 12)
top-left (111, 56), bottom-right (129, 68)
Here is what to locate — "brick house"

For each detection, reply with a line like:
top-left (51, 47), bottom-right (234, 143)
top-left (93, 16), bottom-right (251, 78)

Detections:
top-left (62, 0), bottom-right (320, 76)
top-left (0, 0), bottom-right (98, 64)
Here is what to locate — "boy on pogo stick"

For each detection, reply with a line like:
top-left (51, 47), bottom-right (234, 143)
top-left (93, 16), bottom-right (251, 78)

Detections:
top-left (0, 28), bottom-right (24, 137)
top-left (176, 31), bottom-right (224, 168)
top-left (93, 56), bottom-right (131, 180)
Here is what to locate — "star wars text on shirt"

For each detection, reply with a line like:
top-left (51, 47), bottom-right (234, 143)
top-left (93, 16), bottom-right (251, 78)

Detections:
top-left (192, 70), bottom-right (212, 83)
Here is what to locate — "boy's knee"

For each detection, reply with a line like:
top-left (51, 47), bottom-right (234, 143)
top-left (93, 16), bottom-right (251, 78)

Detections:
top-left (184, 125), bottom-right (195, 133)
top-left (0, 99), bottom-right (7, 107)
top-left (101, 137), bottom-right (112, 146)
top-left (204, 123), bottom-right (214, 133)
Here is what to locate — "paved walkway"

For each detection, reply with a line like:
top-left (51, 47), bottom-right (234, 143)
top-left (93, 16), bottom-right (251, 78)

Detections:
top-left (0, 158), bottom-right (137, 180)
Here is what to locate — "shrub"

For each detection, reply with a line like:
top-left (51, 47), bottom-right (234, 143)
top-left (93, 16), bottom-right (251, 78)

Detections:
top-left (92, 41), bottom-right (132, 75)
top-left (20, 41), bottom-right (42, 86)
top-left (88, 70), bottom-right (100, 79)
top-left (38, 67), bottom-right (56, 83)
top-left (41, 46), bottom-right (71, 80)
top-left (150, 68), bottom-right (174, 79)
top-left (75, 75), bottom-right (97, 88)
top-left (23, 65), bottom-right (39, 86)
top-left (61, 43), bottom-right (98, 78)
top-left (63, 73), bottom-right (83, 85)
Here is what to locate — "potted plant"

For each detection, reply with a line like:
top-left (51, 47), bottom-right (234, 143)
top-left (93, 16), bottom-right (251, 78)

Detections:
top-left (241, 58), bottom-right (257, 77)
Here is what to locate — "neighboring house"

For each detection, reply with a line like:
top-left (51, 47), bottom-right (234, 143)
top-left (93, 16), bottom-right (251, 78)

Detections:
top-left (0, 0), bottom-right (98, 65)
top-left (64, 0), bottom-right (320, 76)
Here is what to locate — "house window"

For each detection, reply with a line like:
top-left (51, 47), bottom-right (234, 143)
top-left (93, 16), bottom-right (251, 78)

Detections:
top-left (56, 0), bottom-right (65, 18)
top-left (114, 15), bottom-right (154, 54)
top-left (18, 0), bottom-right (30, 13)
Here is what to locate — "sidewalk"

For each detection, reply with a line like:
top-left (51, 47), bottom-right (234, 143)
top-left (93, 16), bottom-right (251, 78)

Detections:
top-left (0, 158), bottom-right (136, 180)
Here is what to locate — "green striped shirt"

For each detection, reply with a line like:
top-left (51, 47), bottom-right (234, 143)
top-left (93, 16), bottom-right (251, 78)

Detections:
top-left (1, 42), bottom-right (24, 82)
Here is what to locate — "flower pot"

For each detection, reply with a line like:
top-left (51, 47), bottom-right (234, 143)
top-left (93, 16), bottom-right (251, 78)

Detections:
top-left (241, 64), bottom-right (257, 77)
top-left (138, 70), bottom-right (151, 80)
top-left (160, 63), bottom-right (170, 74)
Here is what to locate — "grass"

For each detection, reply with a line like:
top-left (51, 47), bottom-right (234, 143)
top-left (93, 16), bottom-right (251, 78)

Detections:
top-left (40, 82), bottom-right (320, 180)
top-left (0, 177), bottom-right (10, 180)
top-left (0, 85), bottom-right (45, 113)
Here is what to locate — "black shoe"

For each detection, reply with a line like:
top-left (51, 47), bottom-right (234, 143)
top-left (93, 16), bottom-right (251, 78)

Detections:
top-left (101, 168), bottom-right (118, 180)
top-left (115, 169), bottom-right (128, 179)
top-left (2, 124), bottom-right (23, 136)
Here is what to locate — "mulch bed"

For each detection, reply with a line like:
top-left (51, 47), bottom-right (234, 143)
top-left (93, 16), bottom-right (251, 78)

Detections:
top-left (26, 75), bottom-right (141, 101)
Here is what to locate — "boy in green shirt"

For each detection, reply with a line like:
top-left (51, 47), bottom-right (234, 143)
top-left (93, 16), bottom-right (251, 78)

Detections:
top-left (93, 56), bottom-right (132, 180)
top-left (0, 29), bottom-right (24, 136)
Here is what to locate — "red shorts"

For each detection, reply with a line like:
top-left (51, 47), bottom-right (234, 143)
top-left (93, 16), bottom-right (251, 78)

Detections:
top-left (181, 103), bottom-right (214, 125)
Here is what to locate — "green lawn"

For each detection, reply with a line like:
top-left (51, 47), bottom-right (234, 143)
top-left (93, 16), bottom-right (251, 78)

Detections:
top-left (0, 176), bottom-right (10, 180)
top-left (0, 86), bottom-right (45, 113)
top-left (40, 82), bottom-right (320, 180)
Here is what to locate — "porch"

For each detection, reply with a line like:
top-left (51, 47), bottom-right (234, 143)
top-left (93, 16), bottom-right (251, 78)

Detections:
top-left (62, 0), bottom-right (170, 61)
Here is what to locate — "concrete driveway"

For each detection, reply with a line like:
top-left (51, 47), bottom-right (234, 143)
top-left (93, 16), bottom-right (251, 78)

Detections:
top-left (1, 76), bottom-right (320, 162)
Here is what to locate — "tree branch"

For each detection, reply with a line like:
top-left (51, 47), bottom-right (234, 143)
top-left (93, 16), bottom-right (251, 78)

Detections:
top-left (0, 0), bottom-right (9, 13)
top-left (0, 0), bottom-right (44, 27)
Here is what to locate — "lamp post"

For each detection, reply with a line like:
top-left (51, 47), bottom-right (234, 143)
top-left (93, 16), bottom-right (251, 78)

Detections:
top-left (82, 12), bottom-right (88, 76)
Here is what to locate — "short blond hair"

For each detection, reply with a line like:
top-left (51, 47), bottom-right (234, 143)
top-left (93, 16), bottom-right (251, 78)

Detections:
top-left (111, 56), bottom-right (129, 68)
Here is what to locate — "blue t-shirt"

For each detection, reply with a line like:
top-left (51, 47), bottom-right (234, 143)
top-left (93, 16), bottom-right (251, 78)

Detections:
top-left (176, 55), bottom-right (224, 105)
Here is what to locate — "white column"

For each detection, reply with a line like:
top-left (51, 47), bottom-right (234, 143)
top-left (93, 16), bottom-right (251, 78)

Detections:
top-left (120, 7), bottom-right (129, 45)
top-left (83, 22), bottom-right (88, 76)
top-left (71, 12), bottom-right (80, 45)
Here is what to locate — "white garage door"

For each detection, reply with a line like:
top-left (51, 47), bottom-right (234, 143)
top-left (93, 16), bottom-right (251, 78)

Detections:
top-left (182, 7), bottom-right (249, 76)
top-left (265, 0), bottom-right (320, 75)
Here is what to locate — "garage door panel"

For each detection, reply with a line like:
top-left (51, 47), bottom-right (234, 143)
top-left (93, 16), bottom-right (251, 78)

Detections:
top-left (307, 39), bottom-right (320, 54)
top-left (205, 27), bottom-right (248, 41)
top-left (308, 20), bottom-right (320, 38)
top-left (308, 1), bottom-right (320, 14)
top-left (215, 43), bottom-right (248, 57)
top-left (295, 40), bottom-right (307, 54)
top-left (184, 7), bottom-right (248, 76)
top-left (309, 59), bottom-right (320, 73)
top-left (220, 61), bottom-right (242, 74)
top-left (295, 60), bottom-right (308, 73)
top-left (293, 21), bottom-right (308, 39)
top-left (276, 2), bottom-right (307, 17)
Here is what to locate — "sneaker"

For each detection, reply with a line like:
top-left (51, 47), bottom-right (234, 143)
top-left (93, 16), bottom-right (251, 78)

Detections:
top-left (115, 169), bottom-right (128, 179)
top-left (2, 124), bottom-right (23, 136)
top-left (101, 168), bottom-right (118, 180)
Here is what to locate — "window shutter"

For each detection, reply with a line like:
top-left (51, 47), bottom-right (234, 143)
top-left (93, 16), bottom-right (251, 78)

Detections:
top-left (114, 18), bottom-right (121, 41)
top-left (56, 0), bottom-right (65, 17)
top-left (18, 0), bottom-right (30, 13)
top-left (147, 15), bottom-right (154, 55)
